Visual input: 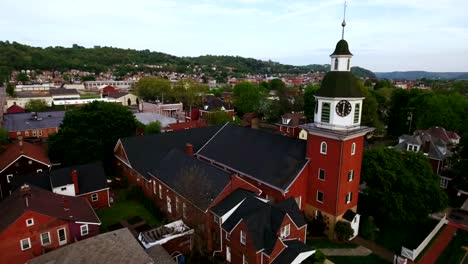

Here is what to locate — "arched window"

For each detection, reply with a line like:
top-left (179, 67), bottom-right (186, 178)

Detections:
top-left (351, 142), bottom-right (356, 155)
top-left (334, 58), bottom-right (339, 70)
top-left (347, 58), bottom-right (350, 70)
top-left (320, 142), bottom-right (327, 154)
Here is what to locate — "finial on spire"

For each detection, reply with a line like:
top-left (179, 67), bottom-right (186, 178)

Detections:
top-left (341, 0), bottom-right (347, 39)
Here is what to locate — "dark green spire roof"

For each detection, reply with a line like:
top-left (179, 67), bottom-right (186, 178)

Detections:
top-left (315, 71), bottom-right (363, 98)
top-left (331, 39), bottom-right (352, 56)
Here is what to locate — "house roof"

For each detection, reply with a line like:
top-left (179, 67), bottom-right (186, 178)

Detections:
top-left (107, 92), bottom-right (130, 99)
top-left (270, 239), bottom-right (315, 264)
top-left (417, 127), bottom-right (460, 145)
top-left (221, 196), bottom-right (305, 254)
top-left (27, 228), bottom-right (157, 264)
top-left (150, 149), bottom-right (232, 210)
top-left (146, 245), bottom-right (176, 264)
top-left (343, 209), bottom-right (357, 222)
top-left (315, 71), bottom-right (363, 98)
top-left (167, 120), bottom-right (207, 131)
top-left (6, 104), bottom-right (25, 114)
top-left (49, 161), bottom-right (108, 194)
top-left (134, 112), bottom-right (177, 127)
top-left (203, 95), bottom-right (229, 111)
top-left (11, 172), bottom-right (52, 192)
top-left (3, 111), bottom-right (65, 132)
top-left (395, 132), bottom-right (452, 160)
top-left (198, 124), bottom-right (308, 191)
top-left (211, 189), bottom-right (256, 217)
top-left (331, 39), bottom-right (353, 56)
top-left (49, 88), bottom-right (79, 96)
top-left (0, 142), bottom-right (51, 173)
top-left (278, 112), bottom-right (306, 127)
top-left (0, 185), bottom-right (100, 234)
top-left (119, 125), bottom-right (222, 180)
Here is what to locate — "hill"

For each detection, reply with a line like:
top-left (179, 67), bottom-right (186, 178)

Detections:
top-left (376, 71), bottom-right (468, 80)
top-left (0, 41), bottom-right (376, 81)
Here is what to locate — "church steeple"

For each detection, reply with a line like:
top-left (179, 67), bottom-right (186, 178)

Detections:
top-left (330, 1), bottom-right (352, 72)
top-left (341, 0), bottom-right (347, 40)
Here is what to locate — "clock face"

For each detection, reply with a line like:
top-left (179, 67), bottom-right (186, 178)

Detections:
top-left (335, 100), bottom-right (352, 117)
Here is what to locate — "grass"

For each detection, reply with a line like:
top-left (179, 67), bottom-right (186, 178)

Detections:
top-left (307, 238), bottom-right (359, 249)
top-left (80, 93), bottom-right (101, 99)
top-left (328, 254), bottom-right (390, 264)
top-left (375, 218), bottom-right (439, 253)
top-left (436, 229), bottom-right (468, 264)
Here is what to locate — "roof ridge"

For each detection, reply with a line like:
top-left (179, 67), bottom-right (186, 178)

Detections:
top-left (195, 122), bottom-right (229, 154)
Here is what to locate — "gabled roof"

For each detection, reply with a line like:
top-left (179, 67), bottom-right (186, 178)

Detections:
top-left (211, 189), bottom-right (256, 217)
top-left (119, 126), bottom-right (221, 180)
top-left (271, 239), bottom-right (315, 264)
top-left (0, 185), bottom-right (100, 234)
top-left (150, 149), bottom-right (231, 210)
top-left (3, 111), bottom-right (65, 132)
top-left (220, 196), bottom-right (305, 254)
top-left (11, 172), bottom-right (52, 192)
top-left (6, 104), bottom-right (25, 114)
top-left (0, 142), bottom-right (51, 173)
top-left (49, 161), bottom-right (108, 194)
top-left (395, 132), bottom-right (452, 160)
top-left (197, 124), bottom-right (308, 191)
top-left (107, 91), bottom-right (130, 99)
top-left (279, 112), bottom-right (306, 127)
top-left (203, 95), bottom-right (229, 111)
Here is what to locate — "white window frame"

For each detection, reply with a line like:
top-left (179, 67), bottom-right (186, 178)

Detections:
top-left (240, 230), bottom-right (246, 245)
top-left (153, 181), bottom-right (157, 195)
top-left (321, 103), bottom-right (331, 123)
top-left (182, 203), bottom-right (187, 219)
top-left (226, 231), bottom-right (230, 241)
top-left (26, 218), bottom-right (34, 227)
top-left (440, 177), bottom-right (450, 189)
top-left (28, 160), bottom-right (33, 165)
top-left (213, 214), bottom-right (219, 224)
top-left (320, 142), bottom-right (327, 154)
top-left (346, 192), bottom-right (353, 204)
top-left (167, 196), bottom-right (172, 213)
top-left (6, 174), bottom-right (13, 183)
top-left (57, 228), bottom-right (67, 245)
top-left (243, 254), bottom-right (249, 264)
top-left (32, 130), bottom-right (37, 137)
top-left (36, 169), bottom-right (43, 173)
top-left (280, 224), bottom-right (290, 239)
top-left (318, 168), bottom-right (326, 181)
top-left (40, 232), bottom-right (51, 246)
top-left (175, 197), bottom-right (179, 213)
top-left (159, 185), bottom-right (162, 199)
top-left (348, 170), bottom-right (354, 182)
top-left (317, 191), bottom-right (324, 203)
top-left (354, 103), bottom-right (360, 124)
top-left (20, 238), bottom-right (31, 251)
top-left (80, 224), bottom-right (89, 236)
top-left (91, 193), bottom-right (98, 202)
top-left (351, 142), bottom-right (356, 155)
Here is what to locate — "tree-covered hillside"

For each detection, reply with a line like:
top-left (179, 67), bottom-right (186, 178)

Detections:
top-left (0, 41), bottom-right (376, 81)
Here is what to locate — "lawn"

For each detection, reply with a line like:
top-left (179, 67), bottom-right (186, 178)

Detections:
top-left (80, 93), bottom-right (101, 99)
top-left (375, 218), bottom-right (438, 253)
top-left (307, 238), bottom-right (358, 249)
top-left (436, 229), bottom-right (468, 264)
top-left (328, 254), bottom-right (390, 264)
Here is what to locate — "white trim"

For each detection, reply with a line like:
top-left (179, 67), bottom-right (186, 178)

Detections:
top-left (283, 159), bottom-right (310, 193)
top-left (57, 228), bottom-right (67, 245)
top-left (26, 218), bottom-right (34, 227)
top-left (351, 142), bottom-right (356, 155)
top-left (40, 232), bottom-right (51, 246)
top-left (348, 170), bottom-right (354, 182)
top-left (76, 187), bottom-right (110, 197)
top-left (195, 123), bottom-right (228, 154)
top-left (6, 174), bottom-right (13, 184)
top-left (20, 237), bottom-right (31, 251)
top-left (240, 230), bottom-right (246, 245)
top-left (280, 224), bottom-right (291, 239)
top-left (114, 154), bottom-right (132, 168)
top-left (317, 191), bottom-right (324, 203)
top-left (0, 155), bottom-right (51, 174)
top-left (75, 221), bottom-right (101, 225)
top-left (80, 224), bottom-right (89, 236)
top-left (91, 193), bottom-right (99, 202)
top-left (318, 168), bottom-right (326, 181)
top-left (320, 141), bottom-right (327, 154)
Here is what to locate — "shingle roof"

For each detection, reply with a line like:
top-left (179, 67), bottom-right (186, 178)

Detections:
top-left (343, 209), bottom-right (357, 222)
top-left (0, 142), bottom-right (51, 172)
top-left (278, 112), bottom-right (306, 127)
top-left (270, 239), bottom-right (315, 264)
top-left (203, 95), bottom-right (229, 111)
top-left (27, 228), bottom-right (156, 264)
top-left (49, 161), bottom-right (108, 194)
top-left (331, 39), bottom-right (353, 56)
top-left (197, 124), bottom-right (308, 191)
top-left (220, 196), bottom-right (306, 254)
top-left (146, 245), bottom-right (176, 264)
top-left (3, 111), bottom-right (65, 132)
top-left (107, 92), bottom-right (129, 99)
top-left (211, 189), bottom-right (256, 217)
top-left (151, 149), bottom-right (232, 210)
top-left (315, 71), bottom-right (363, 98)
top-left (119, 126), bottom-right (222, 180)
top-left (395, 132), bottom-right (452, 160)
top-left (11, 172), bottom-right (52, 192)
top-left (0, 185), bottom-right (100, 233)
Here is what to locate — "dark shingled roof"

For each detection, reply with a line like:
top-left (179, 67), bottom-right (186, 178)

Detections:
top-left (11, 172), bottom-right (52, 192)
top-left (3, 111), bottom-right (65, 132)
top-left (119, 126), bottom-right (222, 180)
top-left (271, 239), bottom-right (315, 264)
top-left (0, 185), bottom-right (100, 233)
top-left (221, 196), bottom-right (306, 254)
top-left (277, 198), bottom-right (307, 227)
top-left (343, 209), bottom-right (357, 222)
top-left (49, 88), bottom-right (79, 96)
top-left (49, 161), bottom-right (108, 195)
top-left (151, 149), bottom-right (232, 210)
top-left (315, 71), bottom-right (363, 98)
top-left (211, 189), bottom-right (256, 217)
top-left (331, 39), bottom-right (353, 56)
top-left (198, 124), bottom-right (308, 191)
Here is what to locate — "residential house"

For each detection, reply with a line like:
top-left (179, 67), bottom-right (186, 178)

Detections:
top-left (395, 127), bottom-right (461, 189)
top-left (11, 162), bottom-right (110, 208)
top-left (211, 189), bottom-right (314, 264)
top-left (108, 91), bottom-right (139, 106)
top-left (0, 185), bottom-right (100, 264)
top-left (186, 96), bottom-right (235, 122)
top-left (6, 103), bottom-right (26, 114)
top-left (2, 111), bottom-right (65, 140)
top-left (6, 91), bottom-right (53, 109)
top-left (166, 120), bottom-right (207, 132)
top-left (100, 85), bottom-right (118, 96)
top-left (0, 141), bottom-right (52, 199)
top-left (84, 80), bottom-right (134, 91)
top-left (28, 228), bottom-right (173, 264)
top-left (277, 112), bottom-right (307, 138)
top-left (49, 88), bottom-right (80, 101)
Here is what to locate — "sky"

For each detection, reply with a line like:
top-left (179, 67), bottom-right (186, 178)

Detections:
top-left (0, 0), bottom-right (467, 72)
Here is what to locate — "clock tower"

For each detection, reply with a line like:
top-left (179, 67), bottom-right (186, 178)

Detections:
top-left (301, 5), bottom-right (374, 238)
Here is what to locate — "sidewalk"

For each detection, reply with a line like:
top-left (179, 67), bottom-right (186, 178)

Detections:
top-left (418, 224), bottom-right (457, 264)
top-left (352, 236), bottom-right (395, 262)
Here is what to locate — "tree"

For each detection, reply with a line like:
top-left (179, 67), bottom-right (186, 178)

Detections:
top-left (334, 221), bottom-right (353, 241)
top-left (16, 72), bottom-right (29, 83)
top-left (48, 101), bottom-right (137, 166)
top-left (450, 135), bottom-right (468, 191)
top-left (360, 216), bottom-right (377, 240)
top-left (232, 82), bottom-right (264, 115)
top-left (269, 79), bottom-right (285, 91)
top-left (6, 82), bottom-right (15, 97)
top-left (144, 121), bottom-right (162, 135)
top-left (303, 84), bottom-right (319, 121)
top-left (135, 77), bottom-right (171, 102)
top-left (358, 84), bottom-right (385, 135)
top-left (172, 79), bottom-right (209, 107)
top-left (0, 128), bottom-right (8, 145)
top-left (25, 99), bottom-right (48, 112)
top-left (361, 147), bottom-right (448, 225)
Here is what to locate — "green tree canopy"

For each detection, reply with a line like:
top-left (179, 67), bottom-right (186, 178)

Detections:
top-left (16, 72), bottom-right (29, 83)
top-left (204, 111), bottom-right (240, 125)
top-left (6, 82), bottom-right (15, 97)
top-left (303, 84), bottom-right (319, 121)
top-left (232, 82), bottom-right (264, 114)
top-left (144, 121), bottom-right (162, 135)
top-left (135, 77), bottom-right (171, 101)
top-left (269, 79), bottom-right (286, 91)
top-left (172, 79), bottom-right (209, 107)
top-left (48, 101), bottom-right (137, 166)
top-left (361, 147), bottom-right (447, 225)
top-left (0, 128), bottom-right (8, 145)
top-left (25, 99), bottom-right (48, 112)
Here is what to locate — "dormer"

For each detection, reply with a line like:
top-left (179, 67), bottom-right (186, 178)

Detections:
top-left (282, 117), bottom-right (291, 125)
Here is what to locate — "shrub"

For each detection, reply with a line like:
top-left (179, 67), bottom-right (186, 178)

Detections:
top-left (335, 221), bottom-right (354, 241)
top-left (360, 216), bottom-right (377, 240)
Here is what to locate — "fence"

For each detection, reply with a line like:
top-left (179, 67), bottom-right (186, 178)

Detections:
top-left (400, 214), bottom-right (448, 261)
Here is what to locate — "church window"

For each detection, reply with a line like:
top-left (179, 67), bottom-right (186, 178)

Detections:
top-left (351, 142), bottom-right (356, 155)
top-left (321, 103), bottom-right (330, 123)
top-left (353, 104), bottom-right (360, 124)
top-left (320, 142), bottom-right (327, 154)
top-left (334, 58), bottom-right (339, 70)
top-left (345, 192), bottom-right (353, 204)
top-left (318, 169), bottom-right (326, 180)
top-left (317, 191), bottom-right (324, 203)
top-left (347, 58), bottom-right (350, 70)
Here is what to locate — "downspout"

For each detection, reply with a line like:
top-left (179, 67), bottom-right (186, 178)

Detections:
top-left (212, 220), bottom-right (223, 257)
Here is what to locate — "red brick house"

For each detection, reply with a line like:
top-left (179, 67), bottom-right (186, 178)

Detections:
top-left (11, 162), bottom-right (110, 208)
top-left (3, 111), bottom-right (65, 140)
top-left (6, 103), bottom-right (26, 114)
top-left (0, 141), bottom-right (52, 199)
top-left (211, 190), bottom-right (314, 264)
top-left (0, 185), bottom-right (100, 264)
top-left (166, 120), bottom-right (207, 132)
top-left (100, 85), bottom-right (118, 96)
top-left (276, 112), bottom-right (307, 138)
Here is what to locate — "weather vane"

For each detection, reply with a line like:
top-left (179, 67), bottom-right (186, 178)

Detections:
top-left (342, 0), bottom-right (347, 39)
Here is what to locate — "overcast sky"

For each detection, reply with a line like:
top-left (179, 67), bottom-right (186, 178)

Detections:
top-left (0, 0), bottom-right (467, 72)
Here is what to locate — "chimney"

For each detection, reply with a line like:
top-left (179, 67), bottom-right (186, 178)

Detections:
top-left (185, 143), bottom-right (194, 156)
top-left (71, 170), bottom-right (79, 195)
top-left (21, 184), bottom-right (31, 208)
